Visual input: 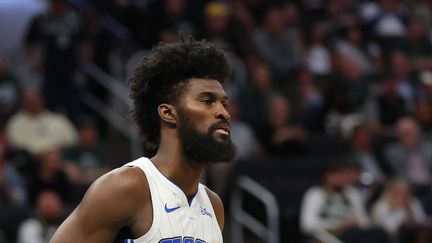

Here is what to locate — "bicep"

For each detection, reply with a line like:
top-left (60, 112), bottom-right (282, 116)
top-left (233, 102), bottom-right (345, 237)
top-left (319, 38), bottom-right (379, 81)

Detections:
top-left (50, 191), bottom-right (123, 242)
top-left (50, 207), bottom-right (117, 243)
top-left (50, 168), bottom-right (143, 243)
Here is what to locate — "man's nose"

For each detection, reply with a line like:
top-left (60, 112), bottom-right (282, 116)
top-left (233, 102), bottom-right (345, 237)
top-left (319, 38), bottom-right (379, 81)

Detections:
top-left (216, 103), bottom-right (231, 121)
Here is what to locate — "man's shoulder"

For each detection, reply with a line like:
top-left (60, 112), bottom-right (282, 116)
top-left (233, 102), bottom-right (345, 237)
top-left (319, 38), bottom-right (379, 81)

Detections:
top-left (96, 166), bottom-right (149, 194)
top-left (203, 186), bottom-right (222, 206)
top-left (7, 112), bottom-right (26, 124)
top-left (82, 166), bottom-right (150, 210)
top-left (303, 186), bottom-right (325, 201)
top-left (203, 186), bottom-right (224, 230)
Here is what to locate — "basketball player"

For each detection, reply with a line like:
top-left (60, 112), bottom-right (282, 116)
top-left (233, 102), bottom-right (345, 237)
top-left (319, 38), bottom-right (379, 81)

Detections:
top-left (50, 37), bottom-right (235, 243)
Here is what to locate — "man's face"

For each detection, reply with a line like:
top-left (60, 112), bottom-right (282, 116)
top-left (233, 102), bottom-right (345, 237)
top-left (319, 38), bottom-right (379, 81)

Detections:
top-left (176, 78), bottom-right (235, 163)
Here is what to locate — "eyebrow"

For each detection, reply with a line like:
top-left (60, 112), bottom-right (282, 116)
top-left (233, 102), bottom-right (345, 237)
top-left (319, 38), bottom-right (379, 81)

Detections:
top-left (199, 92), bottom-right (228, 101)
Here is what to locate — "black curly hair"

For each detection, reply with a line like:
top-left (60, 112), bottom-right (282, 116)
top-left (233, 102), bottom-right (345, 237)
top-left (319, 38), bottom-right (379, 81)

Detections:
top-left (129, 37), bottom-right (232, 154)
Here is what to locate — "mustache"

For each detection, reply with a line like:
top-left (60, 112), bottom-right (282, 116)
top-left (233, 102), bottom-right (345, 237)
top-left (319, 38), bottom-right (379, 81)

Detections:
top-left (208, 120), bottom-right (231, 133)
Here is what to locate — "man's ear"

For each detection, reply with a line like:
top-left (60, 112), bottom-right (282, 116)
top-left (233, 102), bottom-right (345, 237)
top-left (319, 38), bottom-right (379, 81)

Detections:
top-left (158, 103), bottom-right (177, 125)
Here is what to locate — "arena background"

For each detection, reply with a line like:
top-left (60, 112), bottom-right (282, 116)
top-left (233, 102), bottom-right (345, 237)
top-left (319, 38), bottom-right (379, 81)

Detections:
top-left (1, 0), bottom-right (432, 242)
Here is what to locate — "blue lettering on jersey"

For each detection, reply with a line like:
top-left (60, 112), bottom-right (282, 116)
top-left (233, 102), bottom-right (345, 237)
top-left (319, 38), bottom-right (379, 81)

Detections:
top-left (200, 206), bottom-right (212, 218)
top-left (183, 237), bottom-right (194, 243)
top-left (159, 236), bottom-right (181, 243)
top-left (159, 236), bottom-right (207, 243)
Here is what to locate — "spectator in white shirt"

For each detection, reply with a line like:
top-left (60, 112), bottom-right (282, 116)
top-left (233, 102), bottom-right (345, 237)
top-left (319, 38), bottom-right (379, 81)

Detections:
top-left (300, 160), bottom-right (389, 243)
top-left (371, 180), bottom-right (431, 243)
top-left (6, 90), bottom-right (78, 155)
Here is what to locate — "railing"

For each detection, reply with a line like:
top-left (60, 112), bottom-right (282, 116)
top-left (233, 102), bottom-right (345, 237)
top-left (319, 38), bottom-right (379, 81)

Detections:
top-left (230, 175), bottom-right (280, 243)
top-left (81, 63), bottom-right (142, 158)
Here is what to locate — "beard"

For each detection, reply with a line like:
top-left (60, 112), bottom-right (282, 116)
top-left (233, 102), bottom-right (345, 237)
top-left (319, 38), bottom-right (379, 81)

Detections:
top-left (178, 113), bottom-right (236, 164)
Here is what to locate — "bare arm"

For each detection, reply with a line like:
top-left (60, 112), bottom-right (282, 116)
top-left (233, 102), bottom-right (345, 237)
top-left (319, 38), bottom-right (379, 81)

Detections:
top-left (205, 187), bottom-right (225, 230)
top-left (50, 167), bottom-right (149, 243)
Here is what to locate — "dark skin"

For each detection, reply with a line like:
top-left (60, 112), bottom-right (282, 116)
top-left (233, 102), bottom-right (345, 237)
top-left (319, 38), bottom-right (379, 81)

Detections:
top-left (50, 78), bottom-right (229, 242)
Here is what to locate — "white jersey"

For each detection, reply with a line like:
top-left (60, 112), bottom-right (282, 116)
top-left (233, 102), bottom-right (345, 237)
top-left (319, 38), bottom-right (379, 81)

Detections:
top-left (122, 157), bottom-right (223, 243)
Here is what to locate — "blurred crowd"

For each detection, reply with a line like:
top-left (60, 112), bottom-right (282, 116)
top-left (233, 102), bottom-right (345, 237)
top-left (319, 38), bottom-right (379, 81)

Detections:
top-left (1, 0), bottom-right (432, 242)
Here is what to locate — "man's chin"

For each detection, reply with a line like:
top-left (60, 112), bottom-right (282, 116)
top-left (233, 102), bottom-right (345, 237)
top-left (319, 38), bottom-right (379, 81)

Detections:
top-left (212, 131), bottom-right (230, 142)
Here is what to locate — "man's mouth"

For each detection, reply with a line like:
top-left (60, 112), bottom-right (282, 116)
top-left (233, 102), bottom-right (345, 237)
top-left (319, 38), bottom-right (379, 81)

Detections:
top-left (212, 122), bottom-right (231, 136)
top-left (215, 128), bottom-right (230, 135)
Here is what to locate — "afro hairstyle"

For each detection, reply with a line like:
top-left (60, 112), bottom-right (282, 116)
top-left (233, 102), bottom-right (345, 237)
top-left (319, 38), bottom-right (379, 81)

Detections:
top-left (129, 36), bottom-right (232, 154)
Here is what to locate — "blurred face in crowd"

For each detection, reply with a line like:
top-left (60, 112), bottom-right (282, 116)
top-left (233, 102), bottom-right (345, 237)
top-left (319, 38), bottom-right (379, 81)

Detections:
top-left (49, 0), bottom-right (69, 14)
top-left (36, 191), bottom-right (64, 225)
top-left (383, 78), bottom-right (398, 95)
top-left (22, 90), bottom-right (44, 116)
top-left (79, 124), bottom-right (98, 149)
top-left (415, 100), bottom-right (432, 126)
top-left (252, 63), bottom-right (272, 93)
top-left (310, 22), bottom-right (326, 43)
top-left (280, 2), bottom-right (299, 26)
top-left (379, 0), bottom-right (399, 12)
top-left (297, 70), bottom-right (314, 94)
top-left (346, 26), bottom-right (363, 45)
top-left (339, 55), bottom-right (362, 82)
top-left (264, 8), bottom-right (285, 36)
top-left (267, 95), bottom-right (290, 128)
top-left (396, 118), bottom-right (420, 149)
top-left (41, 148), bottom-right (63, 173)
top-left (408, 17), bottom-right (427, 41)
top-left (205, 3), bottom-right (229, 35)
top-left (352, 126), bottom-right (372, 151)
top-left (391, 51), bottom-right (411, 78)
top-left (388, 181), bottom-right (411, 208)
top-left (165, 0), bottom-right (185, 17)
top-left (324, 168), bottom-right (347, 192)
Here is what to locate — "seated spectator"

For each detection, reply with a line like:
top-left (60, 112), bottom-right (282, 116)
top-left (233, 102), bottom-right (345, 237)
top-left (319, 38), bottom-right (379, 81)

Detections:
top-left (392, 16), bottom-right (432, 71)
top-left (6, 90), bottom-right (78, 155)
top-left (25, 0), bottom-right (87, 126)
top-left (345, 125), bottom-right (388, 206)
top-left (413, 99), bottom-right (432, 136)
top-left (349, 124), bottom-right (388, 184)
top-left (27, 148), bottom-right (73, 206)
top-left (63, 119), bottom-right (109, 186)
top-left (200, 2), bottom-right (251, 56)
top-left (257, 94), bottom-right (308, 156)
top-left (300, 160), bottom-right (390, 243)
top-left (387, 51), bottom-right (417, 111)
top-left (293, 69), bottom-right (326, 131)
top-left (326, 54), bottom-right (372, 115)
top-left (253, 5), bottom-right (303, 85)
top-left (363, 0), bottom-right (409, 39)
top-left (239, 61), bottom-right (275, 130)
top-left (384, 117), bottom-right (432, 198)
top-left (334, 23), bottom-right (382, 75)
top-left (365, 77), bottom-right (408, 136)
top-left (371, 180), bottom-right (431, 243)
top-left (304, 21), bottom-right (332, 76)
top-left (17, 190), bottom-right (64, 243)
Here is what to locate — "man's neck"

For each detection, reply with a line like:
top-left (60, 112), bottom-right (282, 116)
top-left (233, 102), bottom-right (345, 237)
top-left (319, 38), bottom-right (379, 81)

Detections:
top-left (151, 143), bottom-right (206, 202)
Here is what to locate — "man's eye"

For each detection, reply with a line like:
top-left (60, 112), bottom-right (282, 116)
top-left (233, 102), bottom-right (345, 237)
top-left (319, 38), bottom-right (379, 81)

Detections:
top-left (202, 99), bottom-right (212, 105)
